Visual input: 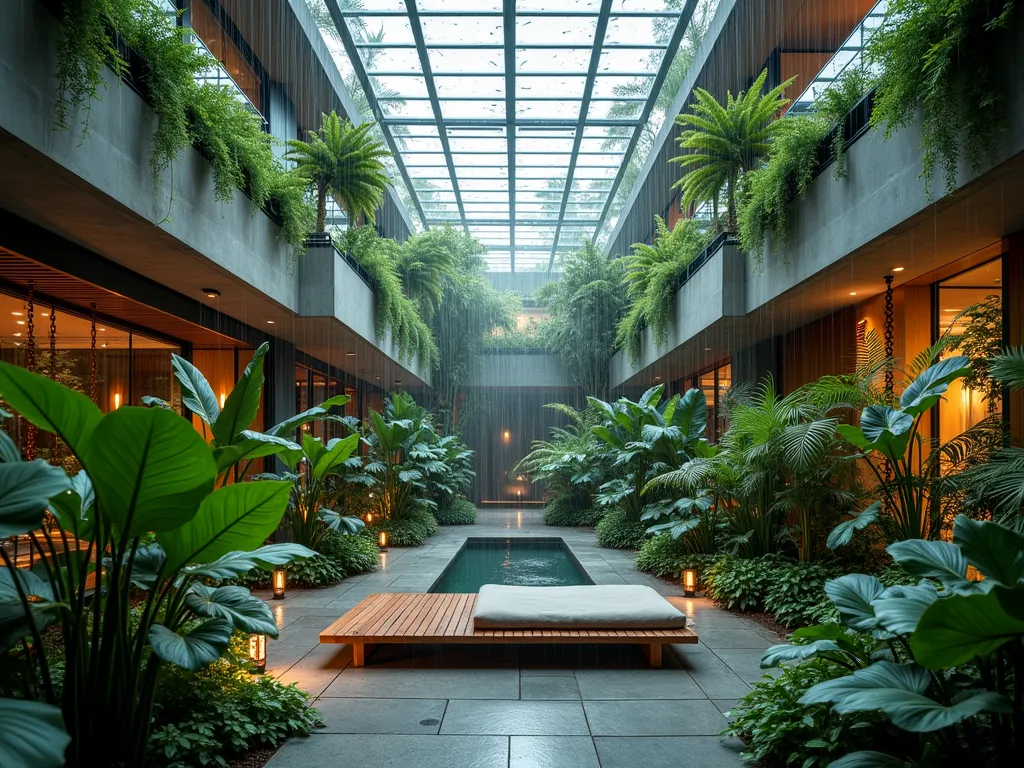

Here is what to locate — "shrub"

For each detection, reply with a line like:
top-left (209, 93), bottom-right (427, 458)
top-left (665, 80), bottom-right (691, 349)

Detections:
top-left (595, 507), bottom-right (649, 549)
top-left (149, 638), bottom-right (322, 768)
top-left (705, 555), bottom-right (780, 612)
top-left (542, 495), bottom-right (603, 528)
top-left (724, 659), bottom-right (885, 768)
top-left (319, 529), bottom-right (379, 576)
top-left (365, 508), bottom-right (439, 547)
top-left (634, 535), bottom-right (716, 580)
top-left (233, 553), bottom-right (343, 590)
top-left (763, 562), bottom-right (837, 628)
top-left (434, 496), bottom-right (477, 526)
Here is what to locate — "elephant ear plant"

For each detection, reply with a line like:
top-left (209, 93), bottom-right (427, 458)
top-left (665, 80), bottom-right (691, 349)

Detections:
top-left (830, 356), bottom-right (973, 544)
top-left (0, 362), bottom-right (313, 768)
top-left (761, 515), bottom-right (1024, 766)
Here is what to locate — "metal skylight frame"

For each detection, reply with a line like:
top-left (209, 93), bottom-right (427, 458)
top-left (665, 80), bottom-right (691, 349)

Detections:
top-left (328, 0), bottom-right (696, 272)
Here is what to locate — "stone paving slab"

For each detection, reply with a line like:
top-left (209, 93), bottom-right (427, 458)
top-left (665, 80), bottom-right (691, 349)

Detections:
top-left (263, 509), bottom-right (767, 767)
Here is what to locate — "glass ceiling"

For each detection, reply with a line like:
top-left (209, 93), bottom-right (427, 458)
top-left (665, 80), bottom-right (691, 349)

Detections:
top-left (324, 0), bottom-right (701, 271)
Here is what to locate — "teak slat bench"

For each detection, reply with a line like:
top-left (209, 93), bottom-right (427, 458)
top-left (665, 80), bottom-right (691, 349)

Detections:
top-left (319, 592), bottom-right (698, 668)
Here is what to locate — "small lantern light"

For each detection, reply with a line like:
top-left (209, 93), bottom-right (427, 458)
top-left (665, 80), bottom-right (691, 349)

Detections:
top-left (378, 530), bottom-right (389, 551)
top-left (272, 568), bottom-right (286, 599)
top-left (248, 633), bottom-right (267, 673)
top-left (682, 568), bottom-right (698, 597)
top-left (366, 513), bottom-right (373, 524)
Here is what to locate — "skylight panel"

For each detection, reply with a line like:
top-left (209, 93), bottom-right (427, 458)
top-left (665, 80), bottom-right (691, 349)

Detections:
top-left (516, 16), bottom-right (597, 46)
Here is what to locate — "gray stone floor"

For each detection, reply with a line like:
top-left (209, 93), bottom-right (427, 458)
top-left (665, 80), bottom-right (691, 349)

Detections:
top-left (262, 509), bottom-right (779, 768)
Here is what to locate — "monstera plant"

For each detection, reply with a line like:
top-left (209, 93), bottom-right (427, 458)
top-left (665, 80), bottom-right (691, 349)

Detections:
top-left (762, 515), bottom-right (1024, 766)
top-left (0, 362), bottom-right (313, 767)
top-left (830, 356), bottom-right (972, 544)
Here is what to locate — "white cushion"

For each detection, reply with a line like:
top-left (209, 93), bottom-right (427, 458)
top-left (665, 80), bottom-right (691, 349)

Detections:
top-left (473, 584), bottom-right (687, 630)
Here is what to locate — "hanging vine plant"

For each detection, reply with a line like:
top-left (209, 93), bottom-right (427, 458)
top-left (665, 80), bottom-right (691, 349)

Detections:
top-left (865, 0), bottom-right (1018, 196)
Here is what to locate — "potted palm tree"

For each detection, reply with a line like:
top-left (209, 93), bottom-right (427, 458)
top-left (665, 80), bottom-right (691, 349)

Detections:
top-left (285, 111), bottom-right (391, 234)
top-left (670, 70), bottom-right (793, 232)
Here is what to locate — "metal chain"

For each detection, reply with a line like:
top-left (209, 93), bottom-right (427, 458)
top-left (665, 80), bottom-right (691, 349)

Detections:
top-left (90, 303), bottom-right (98, 404)
top-left (49, 306), bottom-right (57, 462)
top-left (25, 282), bottom-right (36, 460)
top-left (882, 274), bottom-right (895, 496)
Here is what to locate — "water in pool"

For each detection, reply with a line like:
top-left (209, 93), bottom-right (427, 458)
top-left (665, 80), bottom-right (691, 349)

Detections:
top-left (430, 537), bottom-right (593, 593)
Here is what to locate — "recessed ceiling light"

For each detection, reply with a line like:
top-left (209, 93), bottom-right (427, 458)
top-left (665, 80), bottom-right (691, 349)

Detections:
top-left (13, 332), bottom-right (21, 337)
top-left (98, 327), bottom-right (106, 332)
top-left (266, 320), bottom-right (275, 324)
top-left (704, 347), bottom-right (711, 351)
top-left (101, 343), bottom-right (107, 348)
top-left (346, 352), bottom-right (356, 356)
top-left (41, 312), bottom-right (49, 317)
top-left (849, 291), bottom-right (857, 296)
top-left (202, 288), bottom-right (221, 298)
top-left (892, 266), bottom-right (905, 272)
top-left (944, 308), bottom-right (962, 312)
top-left (11, 311), bottom-right (22, 316)
top-left (16, 320), bottom-right (24, 325)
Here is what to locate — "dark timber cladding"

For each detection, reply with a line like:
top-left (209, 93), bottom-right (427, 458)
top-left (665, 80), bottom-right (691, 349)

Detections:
top-left (329, 2), bottom-right (698, 272)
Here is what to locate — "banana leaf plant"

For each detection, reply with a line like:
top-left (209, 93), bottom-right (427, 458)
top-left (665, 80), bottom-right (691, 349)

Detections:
top-left (167, 342), bottom-right (351, 483)
top-left (0, 362), bottom-right (313, 768)
top-left (256, 431), bottom-right (365, 551)
top-left (762, 515), bottom-right (1024, 766)
top-left (830, 356), bottom-right (972, 544)
top-left (587, 385), bottom-right (708, 521)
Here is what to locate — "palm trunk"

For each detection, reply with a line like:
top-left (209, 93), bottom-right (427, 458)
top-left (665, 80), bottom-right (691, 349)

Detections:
top-left (316, 181), bottom-right (328, 233)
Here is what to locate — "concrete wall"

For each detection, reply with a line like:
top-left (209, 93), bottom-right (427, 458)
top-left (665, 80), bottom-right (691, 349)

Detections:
top-left (468, 354), bottom-right (575, 389)
top-left (609, 242), bottom-right (746, 387)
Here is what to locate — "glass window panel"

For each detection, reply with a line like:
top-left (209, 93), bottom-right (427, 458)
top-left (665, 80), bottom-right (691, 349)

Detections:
top-left (395, 136), bottom-right (444, 152)
top-left (516, 153), bottom-right (572, 166)
top-left (517, 16), bottom-right (597, 46)
top-left (451, 153), bottom-right (507, 165)
top-left (599, 46), bottom-right (662, 71)
top-left (359, 46), bottom-right (423, 73)
top-left (374, 75), bottom-right (429, 97)
top-left (420, 0), bottom-right (501, 9)
top-left (430, 48), bottom-right (503, 73)
top-left (516, 100), bottom-right (581, 120)
top-left (455, 166), bottom-right (508, 179)
top-left (403, 153), bottom-right (449, 166)
top-left (360, 0), bottom-right (406, 10)
top-left (516, 76), bottom-right (587, 99)
top-left (448, 137), bottom-right (507, 153)
top-left (379, 99), bottom-right (435, 118)
top-left (516, 48), bottom-right (591, 72)
top-left (434, 75), bottom-right (505, 98)
top-left (604, 16), bottom-right (663, 45)
top-left (441, 100), bottom-right (505, 119)
top-left (591, 75), bottom-right (653, 98)
top-left (517, 136), bottom-right (575, 152)
top-left (421, 16), bottom-right (503, 45)
top-left (518, 166), bottom-right (569, 178)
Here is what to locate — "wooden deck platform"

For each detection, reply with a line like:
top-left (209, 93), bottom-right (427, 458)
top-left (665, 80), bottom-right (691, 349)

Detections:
top-left (319, 592), bottom-right (698, 668)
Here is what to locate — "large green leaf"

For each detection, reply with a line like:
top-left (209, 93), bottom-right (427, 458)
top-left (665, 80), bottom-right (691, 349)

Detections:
top-left (637, 384), bottom-right (664, 409)
top-left (860, 406), bottom-right (912, 459)
top-left (170, 354), bottom-right (220, 426)
top-left (911, 586), bottom-right (1024, 668)
top-left (900, 356), bottom-right (970, 416)
top-left (0, 567), bottom-right (54, 602)
top-left (183, 543), bottom-right (316, 581)
top-left (827, 502), bottom-right (881, 550)
top-left (872, 583), bottom-right (939, 635)
top-left (828, 752), bottom-right (912, 768)
top-left (47, 470), bottom-right (95, 542)
top-left (0, 601), bottom-right (61, 652)
top-left (302, 431), bottom-right (327, 470)
top-left (826, 574), bottom-right (883, 631)
top-left (887, 539), bottom-right (967, 583)
top-left (0, 460), bottom-right (70, 537)
top-left (836, 423), bottom-right (870, 451)
top-left (314, 433), bottom-right (360, 479)
top-left (760, 640), bottom-right (841, 668)
top-left (85, 407), bottom-right (215, 538)
top-left (149, 618), bottom-right (232, 672)
top-left (801, 660), bottom-right (1007, 731)
top-left (0, 698), bottom-right (71, 768)
top-left (0, 429), bottom-right (19, 463)
top-left (266, 394), bottom-right (351, 436)
top-left (953, 514), bottom-right (1024, 586)
top-left (0, 361), bottom-right (102, 459)
top-left (159, 480), bottom-right (292, 573)
top-left (214, 431), bottom-right (302, 474)
top-left (672, 388), bottom-right (708, 442)
top-left (185, 584), bottom-right (278, 635)
top-left (212, 343), bottom-right (269, 445)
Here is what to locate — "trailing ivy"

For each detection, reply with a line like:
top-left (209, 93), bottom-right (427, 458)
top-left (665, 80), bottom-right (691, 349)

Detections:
top-left (337, 226), bottom-right (440, 367)
top-left (865, 0), bottom-right (1018, 195)
top-left (615, 217), bottom-right (711, 365)
top-left (52, 0), bottom-right (315, 250)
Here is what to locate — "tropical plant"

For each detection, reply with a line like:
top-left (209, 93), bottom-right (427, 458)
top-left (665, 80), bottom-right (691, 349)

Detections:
top-left (614, 217), bottom-right (711, 366)
top-left (0, 361), bottom-right (312, 767)
top-left (634, 536), bottom-right (717, 580)
top-left (767, 515), bottom-right (1024, 766)
top-left (950, 295), bottom-right (1003, 410)
top-left (588, 386), bottom-right (708, 528)
top-left (595, 507), bottom-right (651, 550)
top-left (829, 356), bottom-right (981, 544)
top-left (536, 240), bottom-right (627, 399)
top-left (763, 562), bottom-right (837, 628)
top-left (670, 69), bottom-right (795, 230)
top-left (434, 496), bottom-right (477, 526)
top-left (286, 111), bottom-right (391, 232)
top-left (541, 497), bottom-right (604, 528)
top-left (704, 555), bottom-right (780, 612)
top-left (866, 0), bottom-right (1018, 195)
top-left (393, 229), bottom-right (459, 319)
top-left (255, 431), bottom-right (365, 552)
top-left (814, 66), bottom-right (875, 181)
